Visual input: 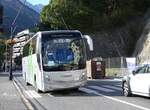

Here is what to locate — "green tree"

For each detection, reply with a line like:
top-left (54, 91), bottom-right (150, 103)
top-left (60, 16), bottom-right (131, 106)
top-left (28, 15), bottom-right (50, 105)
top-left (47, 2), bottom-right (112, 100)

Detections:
top-left (0, 34), bottom-right (6, 70)
top-left (40, 0), bottom-right (150, 31)
top-left (40, 0), bottom-right (94, 31)
top-left (14, 56), bottom-right (22, 66)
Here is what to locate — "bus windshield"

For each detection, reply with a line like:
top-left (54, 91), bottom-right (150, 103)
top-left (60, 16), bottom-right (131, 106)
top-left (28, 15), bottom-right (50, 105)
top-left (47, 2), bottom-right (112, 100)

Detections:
top-left (42, 33), bottom-right (86, 71)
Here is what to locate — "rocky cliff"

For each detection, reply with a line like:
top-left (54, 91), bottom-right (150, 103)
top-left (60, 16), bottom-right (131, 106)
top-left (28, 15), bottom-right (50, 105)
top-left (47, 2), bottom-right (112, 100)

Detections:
top-left (89, 17), bottom-right (144, 58)
top-left (133, 10), bottom-right (150, 64)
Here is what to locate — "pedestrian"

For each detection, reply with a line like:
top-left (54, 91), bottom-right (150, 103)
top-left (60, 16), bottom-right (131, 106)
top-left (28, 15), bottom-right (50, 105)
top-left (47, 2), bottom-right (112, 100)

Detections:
top-left (7, 65), bottom-right (9, 72)
top-left (3, 63), bottom-right (5, 72)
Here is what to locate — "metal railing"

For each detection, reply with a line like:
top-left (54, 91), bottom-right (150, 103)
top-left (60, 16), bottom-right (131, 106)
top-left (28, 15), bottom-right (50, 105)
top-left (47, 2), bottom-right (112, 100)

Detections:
top-left (103, 57), bottom-right (134, 77)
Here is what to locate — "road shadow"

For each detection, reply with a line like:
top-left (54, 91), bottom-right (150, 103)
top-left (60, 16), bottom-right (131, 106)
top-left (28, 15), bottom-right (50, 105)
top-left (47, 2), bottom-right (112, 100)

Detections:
top-left (15, 74), bottom-right (125, 97)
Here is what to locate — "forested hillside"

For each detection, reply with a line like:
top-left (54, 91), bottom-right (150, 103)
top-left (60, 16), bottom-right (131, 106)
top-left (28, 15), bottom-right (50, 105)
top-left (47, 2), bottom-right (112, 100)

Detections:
top-left (40, 0), bottom-right (150, 31)
top-left (40, 0), bottom-right (150, 57)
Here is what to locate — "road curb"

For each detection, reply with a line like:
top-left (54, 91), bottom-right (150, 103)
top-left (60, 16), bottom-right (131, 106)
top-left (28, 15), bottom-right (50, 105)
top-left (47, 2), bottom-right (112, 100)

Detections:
top-left (13, 77), bottom-right (47, 110)
top-left (13, 78), bottom-right (35, 110)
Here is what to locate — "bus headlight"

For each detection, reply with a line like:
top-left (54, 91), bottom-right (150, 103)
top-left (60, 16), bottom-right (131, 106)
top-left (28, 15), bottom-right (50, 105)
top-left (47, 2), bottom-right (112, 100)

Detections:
top-left (80, 73), bottom-right (87, 80)
top-left (45, 75), bottom-right (50, 82)
top-left (82, 73), bottom-right (86, 76)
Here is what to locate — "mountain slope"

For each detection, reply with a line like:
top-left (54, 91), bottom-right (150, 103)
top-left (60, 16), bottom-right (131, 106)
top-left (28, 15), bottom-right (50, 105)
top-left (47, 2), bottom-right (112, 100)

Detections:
top-left (20, 0), bottom-right (44, 13)
top-left (33, 4), bottom-right (43, 13)
top-left (2, 0), bottom-right (40, 35)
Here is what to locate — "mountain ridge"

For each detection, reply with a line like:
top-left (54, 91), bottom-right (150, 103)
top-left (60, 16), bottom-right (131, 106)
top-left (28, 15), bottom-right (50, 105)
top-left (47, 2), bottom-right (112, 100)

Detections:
top-left (19, 0), bottom-right (44, 13)
top-left (2, 0), bottom-right (40, 35)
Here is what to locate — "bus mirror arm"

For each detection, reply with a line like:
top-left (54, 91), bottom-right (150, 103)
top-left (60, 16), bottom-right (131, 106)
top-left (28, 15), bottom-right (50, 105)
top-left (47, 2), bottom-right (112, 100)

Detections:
top-left (83, 35), bottom-right (94, 51)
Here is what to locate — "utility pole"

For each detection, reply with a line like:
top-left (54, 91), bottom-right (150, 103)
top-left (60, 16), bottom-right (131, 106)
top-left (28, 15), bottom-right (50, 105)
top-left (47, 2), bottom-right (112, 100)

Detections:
top-left (9, 27), bottom-right (13, 80)
top-left (9, 0), bottom-right (26, 80)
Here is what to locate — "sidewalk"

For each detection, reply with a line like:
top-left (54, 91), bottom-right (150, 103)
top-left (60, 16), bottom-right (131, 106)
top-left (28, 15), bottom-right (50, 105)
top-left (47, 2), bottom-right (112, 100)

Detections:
top-left (0, 72), bottom-right (27, 110)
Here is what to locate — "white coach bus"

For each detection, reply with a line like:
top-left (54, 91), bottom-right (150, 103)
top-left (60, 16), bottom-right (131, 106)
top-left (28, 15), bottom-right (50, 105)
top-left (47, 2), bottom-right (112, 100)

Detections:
top-left (22, 30), bottom-right (93, 92)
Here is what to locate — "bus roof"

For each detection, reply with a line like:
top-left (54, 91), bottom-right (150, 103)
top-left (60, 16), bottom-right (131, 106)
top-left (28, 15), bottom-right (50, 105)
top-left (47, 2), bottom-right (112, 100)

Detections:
top-left (23, 30), bottom-right (83, 47)
top-left (37, 30), bottom-right (81, 34)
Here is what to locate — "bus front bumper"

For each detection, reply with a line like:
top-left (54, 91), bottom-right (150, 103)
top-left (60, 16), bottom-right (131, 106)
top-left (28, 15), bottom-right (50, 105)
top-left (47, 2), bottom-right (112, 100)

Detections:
top-left (43, 80), bottom-right (87, 92)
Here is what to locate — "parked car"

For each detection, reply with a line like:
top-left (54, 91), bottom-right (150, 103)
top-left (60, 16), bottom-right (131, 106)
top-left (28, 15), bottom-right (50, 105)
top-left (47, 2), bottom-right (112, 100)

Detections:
top-left (122, 64), bottom-right (150, 97)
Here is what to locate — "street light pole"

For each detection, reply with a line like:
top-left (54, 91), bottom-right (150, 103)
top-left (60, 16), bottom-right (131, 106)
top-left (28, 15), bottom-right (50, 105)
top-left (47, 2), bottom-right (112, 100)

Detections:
top-left (9, 0), bottom-right (26, 80)
top-left (9, 27), bottom-right (13, 80)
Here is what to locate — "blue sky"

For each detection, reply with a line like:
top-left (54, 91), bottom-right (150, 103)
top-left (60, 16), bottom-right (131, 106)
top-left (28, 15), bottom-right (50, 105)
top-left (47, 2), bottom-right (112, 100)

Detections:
top-left (26, 0), bottom-right (49, 5)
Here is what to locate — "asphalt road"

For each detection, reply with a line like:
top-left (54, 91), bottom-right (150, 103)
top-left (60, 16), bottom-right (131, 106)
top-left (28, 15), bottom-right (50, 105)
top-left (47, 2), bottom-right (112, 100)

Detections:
top-left (14, 76), bottom-right (150, 110)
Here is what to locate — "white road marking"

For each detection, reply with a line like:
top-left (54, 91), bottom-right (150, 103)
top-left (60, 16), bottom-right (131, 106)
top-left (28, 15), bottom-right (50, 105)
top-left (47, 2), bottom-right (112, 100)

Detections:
top-left (25, 90), bottom-right (41, 98)
top-left (116, 84), bottom-right (122, 87)
top-left (2, 93), bottom-right (7, 96)
top-left (79, 87), bottom-right (98, 94)
top-left (114, 78), bottom-right (122, 81)
top-left (88, 86), bottom-right (115, 92)
top-left (79, 87), bottom-right (150, 110)
top-left (47, 93), bottom-right (54, 97)
top-left (103, 85), bottom-right (122, 91)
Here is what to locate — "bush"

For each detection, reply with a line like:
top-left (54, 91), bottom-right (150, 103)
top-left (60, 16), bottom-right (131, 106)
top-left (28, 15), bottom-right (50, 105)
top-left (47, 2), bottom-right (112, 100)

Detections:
top-left (0, 37), bottom-right (5, 69)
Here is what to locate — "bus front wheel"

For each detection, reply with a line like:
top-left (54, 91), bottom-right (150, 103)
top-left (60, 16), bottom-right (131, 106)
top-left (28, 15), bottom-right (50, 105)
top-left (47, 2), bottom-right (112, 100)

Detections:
top-left (25, 73), bottom-right (30, 86)
top-left (26, 82), bottom-right (30, 86)
top-left (34, 75), bottom-right (42, 93)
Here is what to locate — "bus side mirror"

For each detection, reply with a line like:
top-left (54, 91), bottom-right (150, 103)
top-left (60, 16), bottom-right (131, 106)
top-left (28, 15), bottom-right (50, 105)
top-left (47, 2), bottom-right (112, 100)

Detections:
top-left (83, 35), bottom-right (94, 51)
